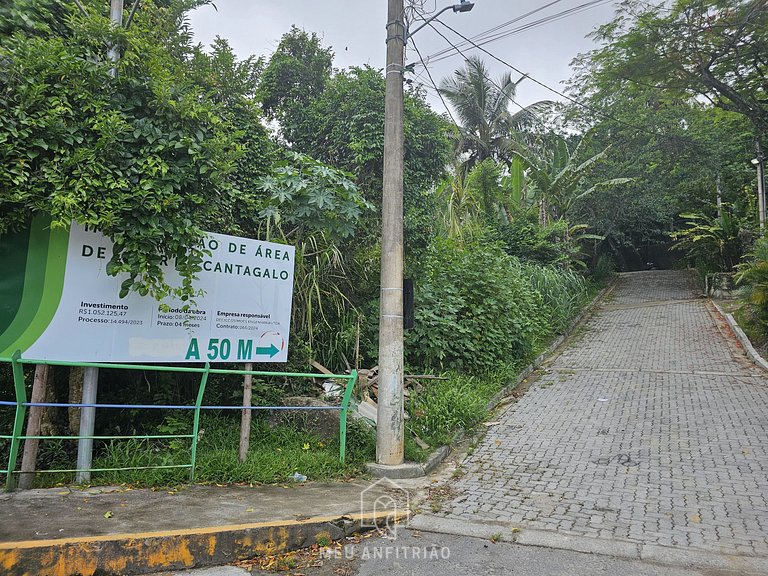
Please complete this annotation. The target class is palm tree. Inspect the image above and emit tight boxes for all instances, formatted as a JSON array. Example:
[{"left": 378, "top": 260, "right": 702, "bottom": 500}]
[{"left": 438, "top": 56, "right": 549, "bottom": 170}]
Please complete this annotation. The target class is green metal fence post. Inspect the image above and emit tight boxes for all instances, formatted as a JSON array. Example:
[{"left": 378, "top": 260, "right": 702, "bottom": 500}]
[
  {"left": 338, "top": 370, "right": 357, "bottom": 463},
  {"left": 189, "top": 362, "right": 210, "bottom": 482},
  {"left": 6, "top": 351, "right": 28, "bottom": 491}
]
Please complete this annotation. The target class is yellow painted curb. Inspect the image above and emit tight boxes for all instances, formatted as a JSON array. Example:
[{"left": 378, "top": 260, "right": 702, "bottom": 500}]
[{"left": 0, "top": 509, "right": 410, "bottom": 576}]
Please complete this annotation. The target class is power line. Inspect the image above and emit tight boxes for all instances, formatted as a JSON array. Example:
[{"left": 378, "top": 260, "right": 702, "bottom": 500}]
[
  {"left": 414, "top": 0, "right": 568, "bottom": 62},
  {"left": 431, "top": 18, "right": 662, "bottom": 137},
  {"left": 410, "top": 38, "right": 459, "bottom": 126},
  {"left": 426, "top": 0, "right": 610, "bottom": 63},
  {"left": 423, "top": 0, "right": 614, "bottom": 64},
  {"left": 424, "top": 20, "right": 549, "bottom": 122}
]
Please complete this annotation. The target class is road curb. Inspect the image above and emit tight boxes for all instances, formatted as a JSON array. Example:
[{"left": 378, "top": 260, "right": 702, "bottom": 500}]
[
  {"left": 409, "top": 514, "right": 768, "bottom": 574},
  {"left": 486, "top": 281, "right": 616, "bottom": 412},
  {"left": 0, "top": 510, "right": 408, "bottom": 576},
  {"left": 710, "top": 301, "right": 768, "bottom": 372}
]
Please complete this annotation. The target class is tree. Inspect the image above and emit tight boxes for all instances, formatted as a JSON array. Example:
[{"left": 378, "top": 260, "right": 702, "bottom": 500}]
[
  {"left": 0, "top": 0, "right": 243, "bottom": 301},
  {"left": 257, "top": 26, "right": 334, "bottom": 141},
  {"left": 438, "top": 56, "right": 550, "bottom": 170},
  {"left": 568, "top": 19, "right": 759, "bottom": 269},
  {"left": 573, "top": 0, "right": 768, "bottom": 141},
  {"left": 260, "top": 59, "right": 450, "bottom": 256},
  {"left": 512, "top": 134, "right": 631, "bottom": 225}
]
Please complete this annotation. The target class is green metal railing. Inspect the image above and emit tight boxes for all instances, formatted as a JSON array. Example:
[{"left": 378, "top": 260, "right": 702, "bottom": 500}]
[{"left": 0, "top": 352, "right": 357, "bottom": 490}]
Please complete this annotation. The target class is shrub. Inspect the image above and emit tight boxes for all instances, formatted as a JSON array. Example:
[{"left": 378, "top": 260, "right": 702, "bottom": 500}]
[
  {"left": 406, "top": 238, "right": 546, "bottom": 373},
  {"left": 590, "top": 254, "right": 617, "bottom": 285},
  {"left": 735, "top": 237, "right": 768, "bottom": 342},
  {"left": 88, "top": 414, "right": 375, "bottom": 486},
  {"left": 498, "top": 218, "right": 579, "bottom": 267},
  {"left": 407, "top": 368, "right": 513, "bottom": 446}
]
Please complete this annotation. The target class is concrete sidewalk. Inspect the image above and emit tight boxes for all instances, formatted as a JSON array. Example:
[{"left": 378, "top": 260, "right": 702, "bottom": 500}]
[{"left": 0, "top": 480, "right": 412, "bottom": 575}]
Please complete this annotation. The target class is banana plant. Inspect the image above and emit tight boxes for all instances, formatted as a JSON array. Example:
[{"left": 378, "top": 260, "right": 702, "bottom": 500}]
[{"left": 511, "top": 134, "right": 631, "bottom": 224}]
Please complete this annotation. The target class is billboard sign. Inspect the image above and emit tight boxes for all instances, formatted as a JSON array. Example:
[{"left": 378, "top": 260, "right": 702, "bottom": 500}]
[{"left": 0, "top": 219, "right": 295, "bottom": 363}]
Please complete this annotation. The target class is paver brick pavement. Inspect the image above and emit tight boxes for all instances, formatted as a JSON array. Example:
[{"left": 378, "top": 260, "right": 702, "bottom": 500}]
[{"left": 438, "top": 270, "right": 768, "bottom": 557}]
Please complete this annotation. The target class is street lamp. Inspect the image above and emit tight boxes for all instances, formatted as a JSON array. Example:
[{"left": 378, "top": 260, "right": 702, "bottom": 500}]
[
  {"left": 376, "top": 0, "right": 474, "bottom": 469},
  {"left": 407, "top": 2, "right": 475, "bottom": 39}
]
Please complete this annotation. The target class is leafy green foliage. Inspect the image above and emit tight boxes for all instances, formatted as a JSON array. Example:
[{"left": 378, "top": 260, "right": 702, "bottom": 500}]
[
  {"left": 671, "top": 208, "right": 748, "bottom": 273},
  {"left": 568, "top": 0, "right": 762, "bottom": 269},
  {"left": 85, "top": 414, "right": 375, "bottom": 486},
  {"left": 406, "top": 238, "right": 546, "bottom": 372},
  {"left": 512, "top": 133, "right": 631, "bottom": 223},
  {"left": 575, "top": 0, "right": 768, "bottom": 139},
  {"left": 590, "top": 254, "right": 617, "bottom": 285},
  {"left": 0, "top": 0, "right": 69, "bottom": 40},
  {"left": 499, "top": 216, "right": 597, "bottom": 269},
  {"left": 0, "top": 1, "right": 243, "bottom": 301},
  {"left": 255, "top": 152, "right": 372, "bottom": 240},
  {"left": 258, "top": 26, "right": 333, "bottom": 127},
  {"left": 407, "top": 368, "right": 514, "bottom": 447},
  {"left": 735, "top": 238, "right": 768, "bottom": 342},
  {"left": 522, "top": 263, "right": 593, "bottom": 332},
  {"left": 438, "top": 55, "right": 551, "bottom": 170},
  {"left": 259, "top": 52, "right": 450, "bottom": 244}
]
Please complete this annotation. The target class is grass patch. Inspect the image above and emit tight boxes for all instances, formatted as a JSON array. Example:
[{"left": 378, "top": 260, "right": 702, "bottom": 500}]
[
  {"left": 406, "top": 366, "right": 515, "bottom": 449},
  {"left": 26, "top": 414, "right": 376, "bottom": 488},
  {"left": 733, "top": 306, "right": 768, "bottom": 358}
]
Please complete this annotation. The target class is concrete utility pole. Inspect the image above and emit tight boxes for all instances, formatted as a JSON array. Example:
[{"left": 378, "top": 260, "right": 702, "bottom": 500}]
[
  {"left": 239, "top": 363, "right": 254, "bottom": 462},
  {"left": 376, "top": 1, "right": 474, "bottom": 466},
  {"left": 377, "top": 0, "right": 407, "bottom": 466},
  {"left": 76, "top": 0, "right": 124, "bottom": 484},
  {"left": 754, "top": 140, "right": 766, "bottom": 230},
  {"left": 108, "top": 0, "right": 124, "bottom": 75},
  {"left": 75, "top": 367, "right": 99, "bottom": 483}
]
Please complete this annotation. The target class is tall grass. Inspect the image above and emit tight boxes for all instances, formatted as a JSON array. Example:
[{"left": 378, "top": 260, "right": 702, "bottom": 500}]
[
  {"left": 407, "top": 367, "right": 515, "bottom": 448},
  {"left": 522, "top": 262, "right": 593, "bottom": 333}
]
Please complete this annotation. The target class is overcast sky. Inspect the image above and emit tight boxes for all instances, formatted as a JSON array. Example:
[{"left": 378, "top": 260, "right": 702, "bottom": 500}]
[{"left": 189, "top": 0, "right": 620, "bottom": 114}]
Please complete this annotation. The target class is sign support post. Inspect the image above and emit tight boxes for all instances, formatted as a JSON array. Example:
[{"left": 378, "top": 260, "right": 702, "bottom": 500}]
[{"left": 75, "top": 367, "right": 98, "bottom": 483}]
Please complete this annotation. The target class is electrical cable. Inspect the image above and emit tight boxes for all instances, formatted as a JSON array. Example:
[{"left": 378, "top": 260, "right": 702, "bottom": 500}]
[
  {"left": 423, "top": 0, "right": 614, "bottom": 64},
  {"left": 424, "top": 19, "right": 553, "bottom": 123},
  {"left": 410, "top": 38, "right": 460, "bottom": 126},
  {"left": 415, "top": 0, "right": 568, "bottom": 62},
  {"left": 430, "top": 18, "right": 663, "bottom": 136}
]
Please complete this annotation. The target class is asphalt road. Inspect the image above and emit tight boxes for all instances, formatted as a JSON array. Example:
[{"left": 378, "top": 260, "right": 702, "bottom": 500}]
[{"left": 160, "top": 528, "right": 756, "bottom": 576}]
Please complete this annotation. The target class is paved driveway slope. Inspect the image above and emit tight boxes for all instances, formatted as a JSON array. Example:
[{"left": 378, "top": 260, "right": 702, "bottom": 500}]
[{"left": 436, "top": 270, "right": 768, "bottom": 558}]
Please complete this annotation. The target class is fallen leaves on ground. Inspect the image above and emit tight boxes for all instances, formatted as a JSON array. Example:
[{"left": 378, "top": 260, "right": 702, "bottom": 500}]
[{"left": 234, "top": 530, "right": 381, "bottom": 574}]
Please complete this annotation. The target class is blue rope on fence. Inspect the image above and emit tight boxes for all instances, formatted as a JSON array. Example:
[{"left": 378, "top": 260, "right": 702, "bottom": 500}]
[{"left": 4, "top": 401, "right": 343, "bottom": 411}]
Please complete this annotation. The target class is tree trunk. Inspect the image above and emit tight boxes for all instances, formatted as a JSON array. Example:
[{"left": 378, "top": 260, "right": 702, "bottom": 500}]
[
  {"left": 68, "top": 365, "right": 84, "bottom": 435},
  {"left": 18, "top": 364, "right": 50, "bottom": 489},
  {"left": 39, "top": 368, "right": 59, "bottom": 437}
]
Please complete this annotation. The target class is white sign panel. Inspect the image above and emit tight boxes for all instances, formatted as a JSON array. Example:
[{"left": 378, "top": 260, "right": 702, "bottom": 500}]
[{"left": 24, "top": 223, "right": 295, "bottom": 363}]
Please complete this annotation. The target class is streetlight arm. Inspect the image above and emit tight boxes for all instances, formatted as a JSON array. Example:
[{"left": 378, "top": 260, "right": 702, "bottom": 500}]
[{"left": 406, "top": 2, "right": 474, "bottom": 42}]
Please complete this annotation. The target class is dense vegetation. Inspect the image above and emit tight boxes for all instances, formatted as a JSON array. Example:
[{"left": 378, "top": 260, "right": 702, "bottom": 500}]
[{"left": 1, "top": 0, "right": 766, "bottom": 485}]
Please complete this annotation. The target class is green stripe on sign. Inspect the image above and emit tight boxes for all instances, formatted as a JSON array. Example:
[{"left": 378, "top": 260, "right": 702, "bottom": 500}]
[
  {"left": 0, "top": 226, "right": 31, "bottom": 335},
  {"left": 0, "top": 217, "right": 53, "bottom": 355},
  {"left": 8, "top": 222, "right": 70, "bottom": 356}
]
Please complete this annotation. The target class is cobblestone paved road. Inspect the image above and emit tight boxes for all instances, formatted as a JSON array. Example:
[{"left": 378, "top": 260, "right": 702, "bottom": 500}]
[{"left": 438, "top": 270, "right": 768, "bottom": 558}]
